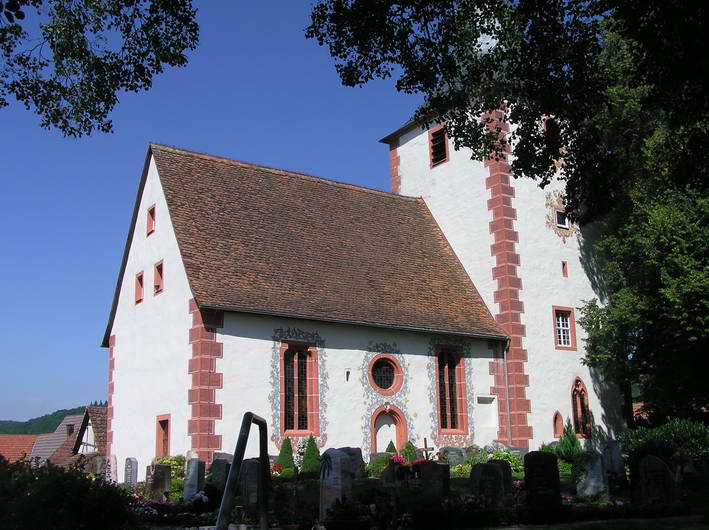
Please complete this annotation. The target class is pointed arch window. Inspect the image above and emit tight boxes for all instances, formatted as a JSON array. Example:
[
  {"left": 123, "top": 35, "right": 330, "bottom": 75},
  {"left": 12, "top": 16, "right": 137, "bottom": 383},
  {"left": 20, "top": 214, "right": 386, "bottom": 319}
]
[
  {"left": 553, "top": 411, "right": 563, "bottom": 438},
  {"left": 435, "top": 347, "right": 468, "bottom": 434},
  {"left": 572, "top": 378, "right": 591, "bottom": 438},
  {"left": 279, "top": 342, "right": 320, "bottom": 436}
]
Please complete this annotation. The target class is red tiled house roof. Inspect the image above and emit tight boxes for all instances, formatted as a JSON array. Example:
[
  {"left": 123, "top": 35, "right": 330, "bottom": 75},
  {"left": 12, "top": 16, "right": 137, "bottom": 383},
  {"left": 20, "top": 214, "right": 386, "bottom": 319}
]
[
  {"left": 49, "top": 406, "right": 108, "bottom": 467},
  {"left": 103, "top": 144, "right": 506, "bottom": 346},
  {"left": 0, "top": 434, "right": 38, "bottom": 463}
]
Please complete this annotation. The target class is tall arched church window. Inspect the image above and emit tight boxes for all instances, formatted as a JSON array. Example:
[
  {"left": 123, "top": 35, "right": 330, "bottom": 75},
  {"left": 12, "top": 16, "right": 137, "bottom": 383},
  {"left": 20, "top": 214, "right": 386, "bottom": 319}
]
[
  {"left": 553, "top": 411, "right": 563, "bottom": 438},
  {"left": 571, "top": 378, "right": 591, "bottom": 438},
  {"left": 435, "top": 348, "right": 468, "bottom": 434},
  {"left": 280, "top": 343, "right": 320, "bottom": 435}
]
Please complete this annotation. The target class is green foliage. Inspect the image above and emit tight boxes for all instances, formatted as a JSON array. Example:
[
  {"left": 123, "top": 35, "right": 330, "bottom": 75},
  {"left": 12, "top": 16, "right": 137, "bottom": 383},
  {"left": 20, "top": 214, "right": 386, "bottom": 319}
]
[
  {"left": 540, "top": 443, "right": 573, "bottom": 474},
  {"left": 0, "top": 0, "right": 199, "bottom": 136},
  {"left": 366, "top": 454, "right": 390, "bottom": 478},
  {"left": 168, "top": 478, "right": 184, "bottom": 504},
  {"left": 619, "top": 418, "right": 709, "bottom": 470},
  {"left": 556, "top": 419, "right": 584, "bottom": 463},
  {"left": 0, "top": 455, "right": 134, "bottom": 529},
  {"left": 490, "top": 449, "right": 523, "bottom": 473},
  {"left": 385, "top": 440, "right": 397, "bottom": 454},
  {"left": 154, "top": 455, "right": 185, "bottom": 480},
  {"left": 401, "top": 440, "right": 417, "bottom": 464},
  {"left": 276, "top": 438, "right": 295, "bottom": 471},
  {"left": 300, "top": 435, "right": 321, "bottom": 477},
  {"left": 464, "top": 445, "right": 488, "bottom": 466},
  {"left": 0, "top": 406, "right": 85, "bottom": 434}
]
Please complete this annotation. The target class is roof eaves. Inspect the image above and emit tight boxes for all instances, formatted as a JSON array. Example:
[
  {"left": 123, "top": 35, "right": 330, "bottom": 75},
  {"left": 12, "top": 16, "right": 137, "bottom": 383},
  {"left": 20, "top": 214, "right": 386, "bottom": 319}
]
[{"left": 198, "top": 303, "right": 508, "bottom": 342}]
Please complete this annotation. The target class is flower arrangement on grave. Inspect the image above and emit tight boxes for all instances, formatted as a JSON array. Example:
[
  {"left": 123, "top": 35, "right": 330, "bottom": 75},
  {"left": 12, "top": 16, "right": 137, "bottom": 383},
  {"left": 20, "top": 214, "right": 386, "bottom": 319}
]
[{"left": 270, "top": 463, "right": 284, "bottom": 477}]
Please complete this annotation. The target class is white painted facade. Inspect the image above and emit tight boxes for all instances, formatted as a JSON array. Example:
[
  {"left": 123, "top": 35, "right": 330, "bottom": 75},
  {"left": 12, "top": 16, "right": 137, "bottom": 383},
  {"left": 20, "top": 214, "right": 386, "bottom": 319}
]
[{"left": 392, "top": 124, "right": 623, "bottom": 449}]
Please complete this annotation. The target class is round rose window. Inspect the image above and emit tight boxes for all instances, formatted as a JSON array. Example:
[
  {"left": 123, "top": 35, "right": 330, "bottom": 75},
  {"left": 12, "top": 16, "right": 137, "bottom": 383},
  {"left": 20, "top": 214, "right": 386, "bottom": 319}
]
[{"left": 371, "top": 358, "right": 395, "bottom": 390}]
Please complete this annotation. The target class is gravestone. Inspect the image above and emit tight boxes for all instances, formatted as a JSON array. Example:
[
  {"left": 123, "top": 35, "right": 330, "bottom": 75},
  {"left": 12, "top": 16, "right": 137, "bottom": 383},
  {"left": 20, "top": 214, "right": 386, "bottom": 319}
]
[
  {"left": 418, "top": 461, "right": 450, "bottom": 504},
  {"left": 469, "top": 463, "right": 504, "bottom": 506},
  {"left": 440, "top": 447, "right": 465, "bottom": 467},
  {"left": 208, "top": 458, "right": 231, "bottom": 493},
  {"left": 148, "top": 464, "right": 172, "bottom": 501},
  {"left": 488, "top": 459, "right": 513, "bottom": 495},
  {"left": 186, "top": 450, "right": 199, "bottom": 461},
  {"left": 213, "top": 452, "right": 234, "bottom": 463},
  {"left": 639, "top": 455, "right": 674, "bottom": 503},
  {"left": 524, "top": 451, "right": 561, "bottom": 516},
  {"left": 239, "top": 458, "right": 262, "bottom": 507},
  {"left": 320, "top": 449, "right": 354, "bottom": 521},
  {"left": 337, "top": 447, "right": 366, "bottom": 478},
  {"left": 107, "top": 454, "right": 118, "bottom": 482},
  {"left": 464, "top": 445, "right": 484, "bottom": 461},
  {"left": 183, "top": 458, "right": 205, "bottom": 503},
  {"left": 577, "top": 454, "right": 606, "bottom": 497},
  {"left": 602, "top": 440, "right": 626, "bottom": 492},
  {"left": 124, "top": 457, "right": 138, "bottom": 488}
]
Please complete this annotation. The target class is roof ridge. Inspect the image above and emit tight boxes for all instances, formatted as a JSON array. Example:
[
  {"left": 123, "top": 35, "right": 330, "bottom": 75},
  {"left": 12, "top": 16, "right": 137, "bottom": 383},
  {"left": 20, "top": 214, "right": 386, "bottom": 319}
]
[{"left": 149, "top": 143, "right": 422, "bottom": 201}]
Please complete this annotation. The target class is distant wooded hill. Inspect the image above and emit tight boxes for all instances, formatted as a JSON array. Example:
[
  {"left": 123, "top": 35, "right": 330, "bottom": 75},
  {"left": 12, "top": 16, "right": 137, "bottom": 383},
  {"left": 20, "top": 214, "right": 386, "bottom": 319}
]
[{"left": 0, "top": 401, "right": 106, "bottom": 434}]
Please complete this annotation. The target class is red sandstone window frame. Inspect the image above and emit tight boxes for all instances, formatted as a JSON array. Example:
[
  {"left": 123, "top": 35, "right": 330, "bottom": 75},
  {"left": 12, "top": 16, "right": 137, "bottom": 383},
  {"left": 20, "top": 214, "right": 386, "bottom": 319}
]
[
  {"left": 147, "top": 204, "right": 156, "bottom": 236},
  {"left": 154, "top": 260, "right": 164, "bottom": 295},
  {"left": 155, "top": 414, "right": 171, "bottom": 457},
  {"left": 428, "top": 124, "right": 449, "bottom": 168},
  {"left": 135, "top": 272, "right": 144, "bottom": 304},
  {"left": 571, "top": 378, "right": 592, "bottom": 438},
  {"left": 552, "top": 306, "right": 577, "bottom": 350},
  {"left": 553, "top": 410, "right": 563, "bottom": 438},
  {"left": 434, "top": 346, "right": 469, "bottom": 435},
  {"left": 279, "top": 342, "right": 320, "bottom": 437},
  {"left": 561, "top": 261, "right": 568, "bottom": 278},
  {"left": 367, "top": 353, "right": 404, "bottom": 396}
]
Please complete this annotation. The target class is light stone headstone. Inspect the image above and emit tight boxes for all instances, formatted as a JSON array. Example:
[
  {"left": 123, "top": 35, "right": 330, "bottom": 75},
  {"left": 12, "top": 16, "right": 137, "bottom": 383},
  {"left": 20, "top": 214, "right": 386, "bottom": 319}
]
[
  {"left": 488, "top": 459, "right": 513, "bottom": 495},
  {"left": 469, "top": 463, "right": 504, "bottom": 506},
  {"left": 440, "top": 447, "right": 465, "bottom": 467},
  {"left": 107, "top": 454, "right": 117, "bottom": 482},
  {"left": 208, "top": 458, "right": 231, "bottom": 493},
  {"left": 183, "top": 458, "right": 205, "bottom": 503},
  {"left": 524, "top": 451, "right": 561, "bottom": 514},
  {"left": 577, "top": 454, "right": 606, "bottom": 497},
  {"left": 239, "top": 458, "right": 261, "bottom": 507},
  {"left": 418, "top": 461, "right": 450, "bottom": 504},
  {"left": 337, "top": 447, "right": 366, "bottom": 478},
  {"left": 124, "top": 457, "right": 138, "bottom": 488},
  {"left": 213, "top": 452, "right": 234, "bottom": 463},
  {"left": 319, "top": 449, "right": 353, "bottom": 521},
  {"left": 149, "top": 464, "right": 172, "bottom": 501},
  {"left": 639, "top": 455, "right": 674, "bottom": 503},
  {"left": 602, "top": 441, "right": 624, "bottom": 476}
]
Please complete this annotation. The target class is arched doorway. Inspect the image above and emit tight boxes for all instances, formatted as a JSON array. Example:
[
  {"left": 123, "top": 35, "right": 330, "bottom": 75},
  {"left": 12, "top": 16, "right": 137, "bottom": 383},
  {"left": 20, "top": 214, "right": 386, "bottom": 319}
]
[{"left": 370, "top": 404, "right": 408, "bottom": 453}]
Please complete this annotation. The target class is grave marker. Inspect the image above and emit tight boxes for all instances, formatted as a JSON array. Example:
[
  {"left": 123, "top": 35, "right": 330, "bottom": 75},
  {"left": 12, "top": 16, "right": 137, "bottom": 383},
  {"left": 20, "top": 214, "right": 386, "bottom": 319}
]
[
  {"left": 148, "top": 464, "right": 172, "bottom": 501},
  {"left": 320, "top": 449, "right": 354, "bottom": 521},
  {"left": 524, "top": 451, "right": 561, "bottom": 517},
  {"left": 470, "top": 463, "right": 504, "bottom": 506},
  {"left": 183, "top": 458, "right": 205, "bottom": 503},
  {"left": 488, "top": 459, "right": 513, "bottom": 495},
  {"left": 124, "top": 457, "right": 138, "bottom": 488},
  {"left": 639, "top": 455, "right": 674, "bottom": 503},
  {"left": 440, "top": 446, "right": 465, "bottom": 467},
  {"left": 239, "top": 458, "right": 262, "bottom": 507},
  {"left": 418, "top": 461, "right": 450, "bottom": 504}
]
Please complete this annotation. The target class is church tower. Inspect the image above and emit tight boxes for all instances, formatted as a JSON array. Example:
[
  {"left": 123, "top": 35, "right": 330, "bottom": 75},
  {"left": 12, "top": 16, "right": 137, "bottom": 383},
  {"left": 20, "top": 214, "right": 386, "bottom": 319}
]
[{"left": 380, "top": 112, "right": 622, "bottom": 448}]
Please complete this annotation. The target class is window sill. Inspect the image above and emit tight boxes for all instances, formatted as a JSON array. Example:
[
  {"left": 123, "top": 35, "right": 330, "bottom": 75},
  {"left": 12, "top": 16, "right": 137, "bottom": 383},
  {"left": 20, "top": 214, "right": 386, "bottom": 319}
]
[
  {"left": 437, "top": 428, "right": 469, "bottom": 436},
  {"left": 554, "top": 344, "right": 577, "bottom": 351},
  {"left": 282, "top": 429, "right": 316, "bottom": 437}
]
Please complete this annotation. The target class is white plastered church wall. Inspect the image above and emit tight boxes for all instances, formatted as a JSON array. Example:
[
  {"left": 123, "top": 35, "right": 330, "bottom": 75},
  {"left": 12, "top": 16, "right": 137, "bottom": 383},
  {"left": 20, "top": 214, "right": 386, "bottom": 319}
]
[
  {"left": 109, "top": 155, "right": 193, "bottom": 481},
  {"left": 216, "top": 313, "right": 499, "bottom": 460}
]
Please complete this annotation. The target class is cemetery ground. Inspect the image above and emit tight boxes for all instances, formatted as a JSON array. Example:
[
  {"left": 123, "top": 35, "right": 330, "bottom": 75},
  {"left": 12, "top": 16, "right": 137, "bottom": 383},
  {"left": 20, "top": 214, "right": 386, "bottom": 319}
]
[{"left": 0, "top": 419, "right": 707, "bottom": 529}]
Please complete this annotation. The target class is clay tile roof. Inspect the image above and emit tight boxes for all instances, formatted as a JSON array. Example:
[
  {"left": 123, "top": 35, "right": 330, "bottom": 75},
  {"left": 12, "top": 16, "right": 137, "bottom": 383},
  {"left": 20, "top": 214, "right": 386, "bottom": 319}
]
[
  {"left": 103, "top": 144, "right": 506, "bottom": 345},
  {"left": 85, "top": 406, "right": 107, "bottom": 456},
  {"left": 0, "top": 434, "right": 38, "bottom": 463}
]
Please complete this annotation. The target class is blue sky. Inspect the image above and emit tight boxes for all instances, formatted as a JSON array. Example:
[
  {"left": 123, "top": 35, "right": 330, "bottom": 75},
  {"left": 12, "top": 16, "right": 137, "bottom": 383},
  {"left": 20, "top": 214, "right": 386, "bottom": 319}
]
[{"left": 0, "top": 2, "right": 420, "bottom": 421}]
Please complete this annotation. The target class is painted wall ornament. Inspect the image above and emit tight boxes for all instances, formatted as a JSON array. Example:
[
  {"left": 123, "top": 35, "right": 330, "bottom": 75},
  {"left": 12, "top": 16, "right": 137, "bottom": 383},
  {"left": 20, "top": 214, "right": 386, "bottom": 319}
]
[
  {"left": 426, "top": 336, "right": 476, "bottom": 447},
  {"left": 545, "top": 190, "right": 579, "bottom": 243},
  {"left": 268, "top": 327, "right": 328, "bottom": 449},
  {"left": 360, "top": 341, "right": 413, "bottom": 458}
]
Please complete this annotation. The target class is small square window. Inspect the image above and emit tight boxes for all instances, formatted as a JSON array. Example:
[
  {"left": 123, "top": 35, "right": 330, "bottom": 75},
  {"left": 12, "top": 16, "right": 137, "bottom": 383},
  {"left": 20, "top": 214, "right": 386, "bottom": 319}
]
[
  {"left": 561, "top": 261, "right": 568, "bottom": 278},
  {"left": 66, "top": 424, "right": 74, "bottom": 437},
  {"left": 154, "top": 261, "right": 163, "bottom": 294},
  {"left": 429, "top": 127, "right": 448, "bottom": 167},
  {"left": 147, "top": 205, "right": 156, "bottom": 236},
  {"left": 135, "top": 272, "right": 144, "bottom": 304},
  {"left": 555, "top": 210, "right": 569, "bottom": 228}
]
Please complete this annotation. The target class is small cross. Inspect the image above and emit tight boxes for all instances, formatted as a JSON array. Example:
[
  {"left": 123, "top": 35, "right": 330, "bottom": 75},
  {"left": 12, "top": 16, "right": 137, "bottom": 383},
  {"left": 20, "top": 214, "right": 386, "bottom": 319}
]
[{"left": 421, "top": 437, "right": 435, "bottom": 460}]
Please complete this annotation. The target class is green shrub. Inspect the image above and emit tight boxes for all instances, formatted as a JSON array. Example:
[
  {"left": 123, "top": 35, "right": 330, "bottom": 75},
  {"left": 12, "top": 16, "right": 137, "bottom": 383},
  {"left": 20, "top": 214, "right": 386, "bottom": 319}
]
[
  {"left": 300, "top": 436, "right": 320, "bottom": 478},
  {"left": 0, "top": 456, "right": 134, "bottom": 529},
  {"left": 385, "top": 440, "right": 397, "bottom": 454},
  {"left": 154, "top": 455, "right": 186, "bottom": 480},
  {"left": 556, "top": 419, "right": 584, "bottom": 463},
  {"left": 490, "top": 448, "right": 523, "bottom": 473},
  {"left": 366, "top": 454, "right": 391, "bottom": 477},
  {"left": 168, "top": 478, "right": 184, "bottom": 503},
  {"left": 539, "top": 443, "right": 572, "bottom": 474},
  {"left": 276, "top": 438, "right": 295, "bottom": 471},
  {"left": 620, "top": 418, "right": 709, "bottom": 470},
  {"left": 402, "top": 440, "right": 417, "bottom": 464}
]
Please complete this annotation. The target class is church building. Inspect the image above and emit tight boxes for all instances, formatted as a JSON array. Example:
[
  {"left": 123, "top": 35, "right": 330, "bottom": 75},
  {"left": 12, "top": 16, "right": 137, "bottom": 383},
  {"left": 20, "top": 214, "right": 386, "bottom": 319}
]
[{"left": 102, "top": 116, "right": 621, "bottom": 481}]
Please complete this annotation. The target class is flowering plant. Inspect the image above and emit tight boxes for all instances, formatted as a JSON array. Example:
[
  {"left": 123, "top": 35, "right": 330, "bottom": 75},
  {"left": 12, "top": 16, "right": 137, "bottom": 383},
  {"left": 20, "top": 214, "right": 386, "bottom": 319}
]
[
  {"left": 270, "top": 463, "right": 283, "bottom": 476},
  {"left": 390, "top": 455, "right": 407, "bottom": 465}
]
